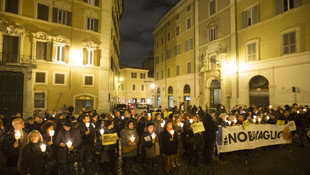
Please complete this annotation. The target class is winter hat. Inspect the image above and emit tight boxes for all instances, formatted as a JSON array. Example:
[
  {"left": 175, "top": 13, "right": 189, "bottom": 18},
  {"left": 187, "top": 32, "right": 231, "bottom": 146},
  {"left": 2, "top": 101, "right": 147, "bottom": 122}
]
[{"left": 146, "top": 121, "right": 154, "bottom": 128}]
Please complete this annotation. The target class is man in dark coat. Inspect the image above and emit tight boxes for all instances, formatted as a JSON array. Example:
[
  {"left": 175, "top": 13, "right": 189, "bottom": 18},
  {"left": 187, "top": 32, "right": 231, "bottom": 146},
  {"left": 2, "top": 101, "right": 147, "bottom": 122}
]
[
  {"left": 294, "top": 107, "right": 310, "bottom": 146},
  {"left": 201, "top": 110, "right": 216, "bottom": 165}
]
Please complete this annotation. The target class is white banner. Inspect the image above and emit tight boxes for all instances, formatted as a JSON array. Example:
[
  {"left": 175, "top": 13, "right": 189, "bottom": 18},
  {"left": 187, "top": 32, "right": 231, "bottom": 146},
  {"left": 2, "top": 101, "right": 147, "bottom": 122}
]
[{"left": 216, "top": 124, "right": 292, "bottom": 153}]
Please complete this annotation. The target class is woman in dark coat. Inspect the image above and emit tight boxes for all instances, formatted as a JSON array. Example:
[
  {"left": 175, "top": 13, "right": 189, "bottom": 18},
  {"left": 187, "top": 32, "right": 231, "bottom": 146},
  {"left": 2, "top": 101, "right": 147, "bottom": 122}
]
[
  {"left": 55, "top": 117, "right": 81, "bottom": 175},
  {"left": 17, "top": 130, "right": 50, "bottom": 175},
  {"left": 161, "top": 120, "right": 178, "bottom": 175}
]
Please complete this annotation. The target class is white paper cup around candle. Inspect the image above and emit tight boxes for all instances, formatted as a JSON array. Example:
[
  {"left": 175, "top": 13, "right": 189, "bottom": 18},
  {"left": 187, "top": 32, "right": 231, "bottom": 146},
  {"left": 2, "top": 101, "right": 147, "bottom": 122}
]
[
  {"left": 170, "top": 130, "right": 175, "bottom": 136},
  {"left": 49, "top": 130, "right": 55, "bottom": 137},
  {"left": 161, "top": 122, "right": 165, "bottom": 128},
  {"left": 130, "top": 135, "right": 135, "bottom": 142},
  {"left": 228, "top": 121, "right": 232, "bottom": 126},
  {"left": 253, "top": 119, "right": 256, "bottom": 123},
  {"left": 266, "top": 116, "right": 270, "bottom": 120},
  {"left": 269, "top": 105, "right": 272, "bottom": 108},
  {"left": 121, "top": 116, "right": 125, "bottom": 120},
  {"left": 258, "top": 118, "right": 262, "bottom": 123},
  {"left": 40, "top": 144, "right": 46, "bottom": 152},
  {"left": 253, "top": 115, "right": 257, "bottom": 119},
  {"left": 86, "top": 123, "right": 90, "bottom": 128},
  {"left": 92, "top": 123, "right": 95, "bottom": 128},
  {"left": 100, "top": 129, "right": 104, "bottom": 135},
  {"left": 151, "top": 133, "right": 156, "bottom": 140},
  {"left": 15, "top": 131, "right": 21, "bottom": 140},
  {"left": 189, "top": 119, "right": 193, "bottom": 124},
  {"left": 66, "top": 140, "right": 72, "bottom": 148},
  {"left": 112, "top": 115, "right": 115, "bottom": 119},
  {"left": 234, "top": 119, "right": 237, "bottom": 124},
  {"left": 180, "top": 123, "right": 184, "bottom": 128}
]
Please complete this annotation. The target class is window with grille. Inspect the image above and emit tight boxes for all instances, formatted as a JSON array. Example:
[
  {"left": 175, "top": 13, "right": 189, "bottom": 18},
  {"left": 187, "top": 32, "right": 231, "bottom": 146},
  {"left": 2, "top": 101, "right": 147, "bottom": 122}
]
[
  {"left": 35, "top": 72, "right": 46, "bottom": 83},
  {"left": 55, "top": 73, "right": 65, "bottom": 84},
  {"left": 84, "top": 76, "right": 93, "bottom": 86},
  {"left": 37, "top": 4, "right": 49, "bottom": 21},
  {"left": 210, "top": 0, "right": 216, "bottom": 16},
  {"left": 246, "top": 42, "right": 258, "bottom": 61},
  {"left": 187, "top": 62, "right": 191, "bottom": 74},
  {"left": 176, "top": 65, "right": 180, "bottom": 76},
  {"left": 56, "top": 45, "right": 65, "bottom": 62},
  {"left": 34, "top": 92, "right": 45, "bottom": 108},
  {"left": 282, "top": 31, "right": 296, "bottom": 55}
]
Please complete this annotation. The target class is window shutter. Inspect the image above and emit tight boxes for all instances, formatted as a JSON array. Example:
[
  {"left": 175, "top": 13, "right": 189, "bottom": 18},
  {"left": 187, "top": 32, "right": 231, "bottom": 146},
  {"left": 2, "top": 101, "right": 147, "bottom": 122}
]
[
  {"left": 52, "top": 44, "right": 56, "bottom": 61},
  {"left": 46, "top": 42, "right": 52, "bottom": 61},
  {"left": 94, "top": 50, "right": 98, "bottom": 66},
  {"left": 64, "top": 45, "right": 70, "bottom": 63},
  {"left": 95, "top": 0, "right": 99, "bottom": 7},
  {"left": 52, "top": 8, "right": 58, "bottom": 22},
  {"left": 253, "top": 5, "right": 259, "bottom": 24},
  {"left": 94, "top": 19, "right": 99, "bottom": 32},
  {"left": 84, "top": 0, "right": 87, "bottom": 3},
  {"left": 36, "top": 42, "right": 41, "bottom": 60},
  {"left": 206, "top": 28, "right": 210, "bottom": 42},
  {"left": 276, "top": 0, "right": 283, "bottom": 15},
  {"left": 294, "top": 0, "right": 301, "bottom": 8},
  {"left": 67, "top": 12, "right": 72, "bottom": 26},
  {"left": 83, "top": 48, "right": 87, "bottom": 65},
  {"left": 242, "top": 11, "right": 247, "bottom": 28}
]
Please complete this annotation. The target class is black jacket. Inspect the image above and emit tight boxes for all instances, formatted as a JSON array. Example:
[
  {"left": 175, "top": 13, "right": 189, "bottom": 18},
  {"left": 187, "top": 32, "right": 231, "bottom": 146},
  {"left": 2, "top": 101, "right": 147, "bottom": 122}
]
[
  {"left": 161, "top": 128, "right": 178, "bottom": 155},
  {"left": 201, "top": 113, "right": 216, "bottom": 142},
  {"left": 141, "top": 131, "right": 160, "bottom": 159},
  {"left": 78, "top": 123, "right": 95, "bottom": 146}
]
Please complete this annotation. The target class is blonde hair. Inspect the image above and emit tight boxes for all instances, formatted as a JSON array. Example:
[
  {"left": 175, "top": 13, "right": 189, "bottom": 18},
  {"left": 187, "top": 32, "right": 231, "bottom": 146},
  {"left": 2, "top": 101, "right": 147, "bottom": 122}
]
[{"left": 28, "top": 130, "right": 43, "bottom": 143}]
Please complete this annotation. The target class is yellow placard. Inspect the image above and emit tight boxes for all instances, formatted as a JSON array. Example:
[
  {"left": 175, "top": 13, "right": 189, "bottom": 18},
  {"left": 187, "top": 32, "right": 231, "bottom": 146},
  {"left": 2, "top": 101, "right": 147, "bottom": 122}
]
[
  {"left": 242, "top": 120, "right": 251, "bottom": 130},
  {"left": 102, "top": 133, "right": 118, "bottom": 145},
  {"left": 192, "top": 122, "right": 205, "bottom": 134},
  {"left": 276, "top": 120, "right": 285, "bottom": 126},
  {"left": 164, "top": 112, "right": 172, "bottom": 119}
]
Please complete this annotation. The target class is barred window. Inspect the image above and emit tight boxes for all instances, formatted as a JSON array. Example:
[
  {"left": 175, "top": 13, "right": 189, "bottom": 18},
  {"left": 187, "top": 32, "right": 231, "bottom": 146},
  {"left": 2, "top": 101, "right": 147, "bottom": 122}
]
[
  {"left": 84, "top": 76, "right": 93, "bottom": 86},
  {"left": 35, "top": 72, "right": 46, "bottom": 83},
  {"left": 34, "top": 92, "right": 45, "bottom": 108}
]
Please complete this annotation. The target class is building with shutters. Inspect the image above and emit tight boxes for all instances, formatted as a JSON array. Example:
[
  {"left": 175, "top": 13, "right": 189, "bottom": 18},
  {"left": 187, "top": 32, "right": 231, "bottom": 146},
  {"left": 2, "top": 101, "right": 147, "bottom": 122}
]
[
  {"left": 154, "top": 0, "right": 310, "bottom": 111},
  {"left": 117, "top": 65, "right": 155, "bottom": 106},
  {"left": 0, "top": 0, "right": 123, "bottom": 117}
]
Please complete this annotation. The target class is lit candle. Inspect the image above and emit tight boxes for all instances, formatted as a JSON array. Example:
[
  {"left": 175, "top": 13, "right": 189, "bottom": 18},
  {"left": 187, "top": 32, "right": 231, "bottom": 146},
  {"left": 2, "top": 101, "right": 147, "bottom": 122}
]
[
  {"left": 253, "top": 119, "right": 257, "bottom": 123},
  {"left": 234, "top": 118, "right": 237, "bottom": 124},
  {"left": 92, "top": 123, "right": 95, "bottom": 128},
  {"left": 151, "top": 133, "right": 156, "bottom": 140},
  {"left": 161, "top": 122, "right": 165, "bottom": 128},
  {"left": 100, "top": 129, "right": 104, "bottom": 135},
  {"left": 258, "top": 118, "right": 262, "bottom": 123},
  {"left": 15, "top": 130, "right": 21, "bottom": 140},
  {"left": 66, "top": 140, "right": 72, "bottom": 148},
  {"left": 40, "top": 144, "right": 46, "bottom": 152},
  {"left": 130, "top": 135, "right": 135, "bottom": 142},
  {"left": 112, "top": 115, "right": 115, "bottom": 119},
  {"left": 49, "top": 130, "right": 55, "bottom": 142},
  {"left": 180, "top": 123, "right": 184, "bottom": 128},
  {"left": 170, "top": 130, "right": 175, "bottom": 136},
  {"left": 303, "top": 109, "right": 306, "bottom": 112},
  {"left": 228, "top": 121, "right": 232, "bottom": 126},
  {"left": 85, "top": 123, "right": 90, "bottom": 130},
  {"left": 253, "top": 115, "right": 257, "bottom": 119},
  {"left": 189, "top": 119, "right": 193, "bottom": 124},
  {"left": 121, "top": 116, "right": 125, "bottom": 120},
  {"left": 269, "top": 105, "right": 272, "bottom": 109},
  {"left": 266, "top": 116, "right": 270, "bottom": 120}
]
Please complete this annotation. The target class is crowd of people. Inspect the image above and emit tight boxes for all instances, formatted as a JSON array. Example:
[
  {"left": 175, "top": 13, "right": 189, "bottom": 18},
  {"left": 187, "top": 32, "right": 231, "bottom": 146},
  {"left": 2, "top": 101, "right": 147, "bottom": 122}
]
[{"left": 0, "top": 103, "right": 309, "bottom": 175}]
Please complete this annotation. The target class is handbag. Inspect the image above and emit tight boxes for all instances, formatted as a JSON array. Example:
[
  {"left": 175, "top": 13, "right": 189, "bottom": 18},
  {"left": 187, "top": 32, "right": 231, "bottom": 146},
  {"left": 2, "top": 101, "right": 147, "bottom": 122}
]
[
  {"left": 67, "top": 149, "right": 81, "bottom": 163},
  {"left": 122, "top": 145, "right": 137, "bottom": 154}
]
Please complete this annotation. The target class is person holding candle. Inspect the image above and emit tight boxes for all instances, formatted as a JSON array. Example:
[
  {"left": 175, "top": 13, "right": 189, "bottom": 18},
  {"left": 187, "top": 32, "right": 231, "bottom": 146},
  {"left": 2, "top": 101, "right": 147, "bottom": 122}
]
[
  {"left": 120, "top": 119, "right": 139, "bottom": 175},
  {"left": 0, "top": 118, "right": 28, "bottom": 175},
  {"left": 187, "top": 116, "right": 203, "bottom": 166},
  {"left": 153, "top": 113, "right": 163, "bottom": 134},
  {"left": 161, "top": 119, "right": 178, "bottom": 175},
  {"left": 78, "top": 114, "right": 95, "bottom": 175},
  {"left": 55, "top": 117, "right": 81, "bottom": 175},
  {"left": 141, "top": 122, "right": 161, "bottom": 175},
  {"left": 18, "top": 130, "right": 50, "bottom": 175}
]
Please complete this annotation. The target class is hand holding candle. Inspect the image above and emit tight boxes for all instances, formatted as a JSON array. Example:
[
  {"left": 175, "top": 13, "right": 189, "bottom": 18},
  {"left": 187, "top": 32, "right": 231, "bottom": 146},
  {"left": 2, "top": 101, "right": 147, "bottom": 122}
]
[
  {"left": 66, "top": 140, "right": 72, "bottom": 148},
  {"left": 170, "top": 130, "right": 175, "bottom": 136},
  {"left": 189, "top": 119, "right": 193, "bottom": 124},
  {"left": 161, "top": 122, "right": 165, "bottom": 128},
  {"left": 266, "top": 116, "right": 270, "bottom": 120},
  {"left": 151, "top": 133, "right": 156, "bottom": 140},
  {"left": 100, "top": 129, "right": 104, "bottom": 135},
  {"left": 85, "top": 123, "right": 90, "bottom": 130},
  {"left": 228, "top": 121, "right": 232, "bottom": 126},
  {"left": 253, "top": 119, "right": 257, "bottom": 123},
  {"left": 258, "top": 118, "right": 262, "bottom": 123},
  {"left": 49, "top": 130, "right": 55, "bottom": 142},
  {"left": 40, "top": 144, "right": 46, "bottom": 152},
  {"left": 15, "top": 131, "right": 21, "bottom": 140},
  {"left": 180, "top": 123, "right": 184, "bottom": 128},
  {"left": 130, "top": 135, "right": 135, "bottom": 142}
]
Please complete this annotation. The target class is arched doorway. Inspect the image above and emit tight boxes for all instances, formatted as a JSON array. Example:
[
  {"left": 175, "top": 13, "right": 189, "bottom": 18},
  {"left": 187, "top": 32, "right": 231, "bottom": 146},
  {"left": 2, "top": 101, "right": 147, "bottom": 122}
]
[
  {"left": 157, "top": 87, "right": 161, "bottom": 108},
  {"left": 74, "top": 95, "right": 94, "bottom": 114},
  {"left": 168, "top": 86, "right": 173, "bottom": 108},
  {"left": 210, "top": 80, "right": 221, "bottom": 108},
  {"left": 184, "top": 84, "right": 191, "bottom": 110},
  {"left": 249, "top": 75, "right": 269, "bottom": 107}
]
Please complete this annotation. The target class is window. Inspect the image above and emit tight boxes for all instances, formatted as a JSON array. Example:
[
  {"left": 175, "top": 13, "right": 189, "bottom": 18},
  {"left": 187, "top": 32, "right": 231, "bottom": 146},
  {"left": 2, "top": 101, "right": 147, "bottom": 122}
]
[
  {"left": 174, "top": 44, "right": 180, "bottom": 56},
  {"left": 56, "top": 45, "right": 65, "bottom": 62},
  {"left": 208, "top": 26, "right": 216, "bottom": 42},
  {"left": 176, "top": 65, "right": 180, "bottom": 76},
  {"left": 37, "top": 4, "right": 49, "bottom": 21},
  {"left": 167, "top": 21, "right": 170, "bottom": 27},
  {"left": 156, "top": 41, "right": 159, "bottom": 48},
  {"left": 187, "top": 62, "right": 191, "bottom": 74},
  {"left": 282, "top": 31, "right": 296, "bottom": 55},
  {"left": 140, "top": 73, "right": 146, "bottom": 79},
  {"left": 84, "top": 75, "right": 94, "bottom": 86},
  {"left": 131, "top": 72, "right": 137, "bottom": 78},
  {"left": 242, "top": 5, "right": 259, "bottom": 28},
  {"left": 165, "top": 50, "right": 171, "bottom": 59},
  {"left": 209, "top": 55, "right": 217, "bottom": 70},
  {"left": 186, "top": 18, "right": 191, "bottom": 30},
  {"left": 121, "top": 85, "right": 124, "bottom": 90},
  {"left": 167, "top": 68, "right": 170, "bottom": 77},
  {"left": 161, "top": 37, "right": 164, "bottom": 45},
  {"left": 5, "top": 0, "right": 18, "bottom": 14},
  {"left": 156, "top": 72, "right": 159, "bottom": 80},
  {"left": 155, "top": 56, "right": 159, "bottom": 64},
  {"left": 86, "top": 50, "right": 94, "bottom": 65},
  {"left": 185, "top": 38, "right": 193, "bottom": 51},
  {"left": 210, "top": 0, "right": 216, "bottom": 16},
  {"left": 186, "top": 5, "right": 191, "bottom": 12},
  {"left": 34, "top": 92, "right": 45, "bottom": 109},
  {"left": 87, "top": 17, "right": 99, "bottom": 32},
  {"left": 2, "top": 35, "right": 19, "bottom": 63},
  {"left": 176, "top": 25, "right": 180, "bottom": 36},
  {"left": 246, "top": 42, "right": 258, "bottom": 61},
  {"left": 175, "top": 14, "right": 179, "bottom": 20},
  {"left": 167, "top": 32, "right": 171, "bottom": 41},
  {"left": 161, "top": 53, "right": 164, "bottom": 62},
  {"left": 58, "top": 10, "right": 67, "bottom": 25},
  {"left": 35, "top": 72, "right": 46, "bottom": 84},
  {"left": 132, "top": 84, "right": 136, "bottom": 91},
  {"left": 53, "top": 8, "right": 71, "bottom": 26},
  {"left": 161, "top": 70, "right": 163, "bottom": 79},
  {"left": 36, "top": 42, "right": 47, "bottom": 60},
  {"left": 141, "top": 85, "right": 144, "bottom": 91},
  {"left": 54, "top": 73, "right": 65, "bottom": 85},
  {"left": 86, "top": 0, "right": 99, "bottom": 6},
  {"left": 276, "top": 0, "right": 300, "bottom": 14}
]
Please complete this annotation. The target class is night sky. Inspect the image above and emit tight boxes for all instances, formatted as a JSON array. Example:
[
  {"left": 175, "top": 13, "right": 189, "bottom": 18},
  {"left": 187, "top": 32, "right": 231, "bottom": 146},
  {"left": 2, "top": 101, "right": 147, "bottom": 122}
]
[{"left": 119, "top": 0, "right": 179, "bottom": 67}]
